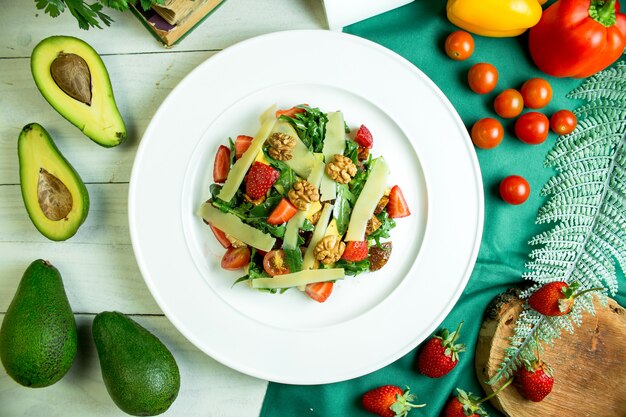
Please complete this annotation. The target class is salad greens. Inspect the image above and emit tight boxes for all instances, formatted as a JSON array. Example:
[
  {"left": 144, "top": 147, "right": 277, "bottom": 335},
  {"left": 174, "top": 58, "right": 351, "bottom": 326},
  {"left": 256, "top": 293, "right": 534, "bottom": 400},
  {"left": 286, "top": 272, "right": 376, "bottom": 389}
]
[{"left": 279, "top": 106, "right": 329, "bottom": 153}]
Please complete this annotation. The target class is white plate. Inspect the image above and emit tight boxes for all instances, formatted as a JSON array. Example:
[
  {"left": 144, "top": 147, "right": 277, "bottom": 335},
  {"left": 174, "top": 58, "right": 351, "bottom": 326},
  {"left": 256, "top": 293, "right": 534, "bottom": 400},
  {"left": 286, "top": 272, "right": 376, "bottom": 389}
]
[{"left": 129, "top": 30, "right": 483, "bottom": 384}]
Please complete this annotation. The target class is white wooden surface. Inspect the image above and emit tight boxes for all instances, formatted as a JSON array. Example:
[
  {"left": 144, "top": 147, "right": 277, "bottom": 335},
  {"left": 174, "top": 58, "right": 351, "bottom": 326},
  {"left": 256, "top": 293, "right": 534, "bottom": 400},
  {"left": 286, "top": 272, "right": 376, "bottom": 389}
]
[{"left": 0, "top": 2, "right": 326, "bottom": 416}]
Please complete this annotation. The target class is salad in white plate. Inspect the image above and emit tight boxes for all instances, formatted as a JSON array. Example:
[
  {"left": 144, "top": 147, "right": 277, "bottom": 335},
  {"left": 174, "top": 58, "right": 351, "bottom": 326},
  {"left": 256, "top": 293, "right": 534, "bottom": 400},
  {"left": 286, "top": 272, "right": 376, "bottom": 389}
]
[{"left": 198, "top": 104, "right": 411, "bottom": 302}]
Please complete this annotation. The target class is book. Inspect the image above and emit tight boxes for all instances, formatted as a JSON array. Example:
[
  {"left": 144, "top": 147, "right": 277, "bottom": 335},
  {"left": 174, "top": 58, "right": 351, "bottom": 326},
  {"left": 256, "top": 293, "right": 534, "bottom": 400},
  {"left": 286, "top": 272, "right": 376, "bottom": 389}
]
[{"left": 130, "top": 0, "right": 226, "bottom": 47}]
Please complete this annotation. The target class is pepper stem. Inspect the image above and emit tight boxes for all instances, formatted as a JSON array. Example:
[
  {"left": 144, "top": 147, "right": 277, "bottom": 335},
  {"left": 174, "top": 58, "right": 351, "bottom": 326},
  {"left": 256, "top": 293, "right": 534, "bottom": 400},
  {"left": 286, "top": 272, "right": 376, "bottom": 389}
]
[{"left": 590, "top": 0, "right": 617, "bottom": 27}]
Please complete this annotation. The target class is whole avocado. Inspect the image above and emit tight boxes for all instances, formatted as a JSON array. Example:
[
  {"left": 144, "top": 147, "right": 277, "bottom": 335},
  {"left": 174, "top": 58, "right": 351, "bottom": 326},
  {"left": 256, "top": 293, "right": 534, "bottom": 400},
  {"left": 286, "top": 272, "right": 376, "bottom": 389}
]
[
  {"left": 92, "top": 311, "right": 180, "bottom": 416},
  {"left": 0, "top": 259, "right": 77, "bottom": 387}
]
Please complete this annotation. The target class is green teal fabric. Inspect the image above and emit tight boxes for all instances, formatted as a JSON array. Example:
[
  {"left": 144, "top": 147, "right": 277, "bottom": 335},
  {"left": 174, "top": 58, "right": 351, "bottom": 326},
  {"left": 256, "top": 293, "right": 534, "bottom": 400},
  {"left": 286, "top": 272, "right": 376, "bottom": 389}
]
[{"left": 261, "top": 1, "right": 626, "bottom": 416}]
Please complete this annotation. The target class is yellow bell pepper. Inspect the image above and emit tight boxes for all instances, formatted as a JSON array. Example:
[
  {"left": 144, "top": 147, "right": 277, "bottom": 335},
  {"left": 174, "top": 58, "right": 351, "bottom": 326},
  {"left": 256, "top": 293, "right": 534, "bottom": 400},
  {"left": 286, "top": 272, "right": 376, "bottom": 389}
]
[{"left": 447, "top": 0, "right": 543, "bottom": 37}]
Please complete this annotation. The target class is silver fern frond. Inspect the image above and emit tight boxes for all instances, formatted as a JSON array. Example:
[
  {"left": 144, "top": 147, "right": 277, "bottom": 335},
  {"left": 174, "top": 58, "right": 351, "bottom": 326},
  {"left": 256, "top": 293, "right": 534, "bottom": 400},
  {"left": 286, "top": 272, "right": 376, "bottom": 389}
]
[{"left": 490, "top": 61, "right": 626, "bottom": 384}]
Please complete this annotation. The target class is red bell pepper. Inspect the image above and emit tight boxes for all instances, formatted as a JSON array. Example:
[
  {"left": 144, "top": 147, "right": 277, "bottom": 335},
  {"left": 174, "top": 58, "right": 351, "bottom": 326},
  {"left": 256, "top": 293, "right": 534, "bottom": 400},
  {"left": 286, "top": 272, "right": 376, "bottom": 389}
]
[{"left": 529, "top": 0, "right": 626, "bottom": 78}]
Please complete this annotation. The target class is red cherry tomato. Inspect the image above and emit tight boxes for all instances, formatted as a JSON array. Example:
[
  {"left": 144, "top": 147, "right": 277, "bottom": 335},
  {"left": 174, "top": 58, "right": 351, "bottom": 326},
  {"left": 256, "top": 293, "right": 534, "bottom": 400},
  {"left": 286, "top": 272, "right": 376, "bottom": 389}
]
[
  {"left": 494, "top": 89, "right": 524, "bottom": 119},
  {"left": 499, "top": 175, "right": 530, "bottom": 205},
  {"left": 263, "top": 249, "right": 290, "bottom": 277},
  {"left": 221, "top": 246, "right": 251, "bottom": 270},
  {"left": 445, "top": 31, "right": 474, "bottom": 61},
  {"left": 471, "top": 118, "right": 504, "bottom": 149},
  {"left": 550, "top": 110, "right": 577, "bottom": 135},
  {"left": 520, "top": 78, "right": 552, "bottom": 109},
  {"left": 515, "top": 112, "right": 550, "bottom": 144},
  {"left": 468, "top": 63, "right": 498, "bottom": 94}
]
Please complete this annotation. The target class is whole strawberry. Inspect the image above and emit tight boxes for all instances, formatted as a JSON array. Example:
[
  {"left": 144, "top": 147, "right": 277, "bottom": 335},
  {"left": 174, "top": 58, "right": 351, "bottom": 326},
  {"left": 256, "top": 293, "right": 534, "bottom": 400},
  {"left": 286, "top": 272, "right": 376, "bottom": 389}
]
[
  {"left": 361, "top": 385, "right": 425, "bottom": 417},
  {"left": 528, "top": 281, "right": 601, "bottom": 316},
  {"left": 514, "top": 359, "right": 554, "bottom": 402},
  {"left": 443, "top": 389, "right": 488, "bottom": 417},
  {"left": 417, "top": 322, "right": 465, "bottom": 378},
  {"left": 245, "top": 161, "right": 279, "bottom": 199}
]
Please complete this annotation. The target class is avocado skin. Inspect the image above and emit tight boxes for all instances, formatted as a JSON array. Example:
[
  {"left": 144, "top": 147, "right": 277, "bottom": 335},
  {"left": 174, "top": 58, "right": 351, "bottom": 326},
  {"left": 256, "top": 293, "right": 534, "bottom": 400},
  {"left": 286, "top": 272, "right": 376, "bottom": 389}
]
[
  {"left": 0, "top": 259, "right": 77, "bottom": 387},
  {"left": 93, "top": 312, "right": 180, "bottom": 416},
  {"left": 18, "top": 123, "right": 90, "bottom": 241}
]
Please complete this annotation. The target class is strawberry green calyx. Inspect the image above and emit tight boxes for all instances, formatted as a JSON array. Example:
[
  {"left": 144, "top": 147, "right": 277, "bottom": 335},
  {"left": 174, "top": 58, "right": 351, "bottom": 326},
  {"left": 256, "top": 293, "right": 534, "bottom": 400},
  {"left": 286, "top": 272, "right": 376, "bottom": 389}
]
[
  {"left": 437, "top": 321, "right": 466, "bottom": 362},
  {"left": 454, "top": 389, "right": 488, "bottom": 417},
  {"left": 522, "top": 358, "right": 553, "bottom": 377},
  {"left": 389, "top": 387, "right": 426, "bottom": 416}
]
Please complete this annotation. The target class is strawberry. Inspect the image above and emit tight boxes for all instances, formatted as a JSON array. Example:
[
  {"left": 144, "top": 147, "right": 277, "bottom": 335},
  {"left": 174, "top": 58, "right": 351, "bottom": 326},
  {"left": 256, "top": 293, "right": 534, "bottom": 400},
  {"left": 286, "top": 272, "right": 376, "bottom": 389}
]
[
  {"left": 235, "top": 135, "right": 253, "bottom": 159},
  {"left": 354, "top": 124, "right": 374, "bottom": 148},
  {"left": 361, "top": 385, "right": 425, "bottom": 417},
  {"left": 305, "top": 281, "right": 334, "bottom": 303},
  {"left": 245, "top": 162, "right": 280, "bottom": 199},
  {"left": 276, "top": 104, "right": 308, "bottom": 118},
  {"left": 514, "top": 359, "right": 554, "bottom": 402},
  {"left": 267, "top": 198, "right": 297, "bottom": 225},
  {"left": 417, "top": 322, "right": 465, "bottom": 378},
  {"left": 443, "top": 390, "right": 488, "bottom": 417},
  {"left": 213, "top": 145, "right": 231, "bottom": 183},
  {"left": 387, "top": 185, "right": 411, "bottom": 218},
  {"left": 342, "top": 240, "right": 369, "bottom": 262},
  {"left": 528, "top": 281, "right": 602, "bottom": 316}
]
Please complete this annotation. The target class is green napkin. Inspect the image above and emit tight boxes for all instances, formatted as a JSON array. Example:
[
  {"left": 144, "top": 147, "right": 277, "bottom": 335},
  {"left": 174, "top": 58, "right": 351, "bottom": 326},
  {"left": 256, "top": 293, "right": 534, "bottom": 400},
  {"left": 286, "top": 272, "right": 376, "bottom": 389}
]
[{"left": 261, "top": 1, "right": 626, "bottom": 416}]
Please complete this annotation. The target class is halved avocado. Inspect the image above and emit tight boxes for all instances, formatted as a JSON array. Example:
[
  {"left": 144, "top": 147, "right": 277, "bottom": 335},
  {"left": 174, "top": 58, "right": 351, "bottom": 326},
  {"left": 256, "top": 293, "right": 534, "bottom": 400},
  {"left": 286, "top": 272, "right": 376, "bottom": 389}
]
[
  {"left": 18, "top": 123, "right": 89, "bottom": 241},
  {"left": 31, "top": 36, "right": 126, "bottom": 147}
]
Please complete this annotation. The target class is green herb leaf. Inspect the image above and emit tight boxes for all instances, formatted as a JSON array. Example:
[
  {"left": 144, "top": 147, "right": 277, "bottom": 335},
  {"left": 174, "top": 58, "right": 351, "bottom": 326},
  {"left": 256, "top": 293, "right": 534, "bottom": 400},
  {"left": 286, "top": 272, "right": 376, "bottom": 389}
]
[
  {"left": 368, "top": 211, "right": 396, "bottom": 247},
  {"left": 279, "top": 106, "right": 329, "bottom": 152},
  {"left": 334, "top": 259, "right": 370, "bottom": 276},
  {"left": 344, "top": 139, "right": 359, "bottom": 165},
  {"left": 264, "top": 151, "right": 298, "bottom": 194},
  {"left": 334, "top": 184, "right": 353, "bottom": 235},
  {"left": 284, "top": 248, "right": 303, "bottom": 273}
]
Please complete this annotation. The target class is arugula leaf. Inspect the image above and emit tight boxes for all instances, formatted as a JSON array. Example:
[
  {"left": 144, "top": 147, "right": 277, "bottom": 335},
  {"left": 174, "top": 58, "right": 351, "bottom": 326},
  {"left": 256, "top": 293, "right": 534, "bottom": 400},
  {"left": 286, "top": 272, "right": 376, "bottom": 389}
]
[
  {"left": 233, "top": 249, "right": 270, "bottom": 287},
  {"left": 368, "top": 211, "right": 396, "bottom": 247},
  {"left": 264, "top": 151, "right": 298, "bottom": 194},
  {"left": 279, "top": 106, "right": 329, "bottom": 152},
  {"left": 249, "top": 194, "right": 282, "bottom": 218},
  {"left": 228, "top": 137, "right": 236, "bottom": 166},
  {"left": 344, "top": 139, "right": 359, "bottom": 165},
  {"left": 333, "top": 259, "right": 371, "bottom": 276},
  {"left": 301, "top": 219, "right": 314, "bottom": 232},
  {"left": 349, "top": 155, "right": 374, "bottom": 198},
  {"left": 334, "top": 184, "right": 353, "bottom": 236},
  {"left": 283, "top": 248, "right": 303, "bottom": 273}
]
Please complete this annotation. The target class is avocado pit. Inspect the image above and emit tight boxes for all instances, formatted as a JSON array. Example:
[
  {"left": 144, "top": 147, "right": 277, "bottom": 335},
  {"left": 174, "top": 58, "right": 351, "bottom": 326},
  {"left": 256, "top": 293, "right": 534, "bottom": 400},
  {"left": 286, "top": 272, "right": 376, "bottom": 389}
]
[
  {"left": 50, "top": 52, "right": 92, "bottom": 105},
  {"left": 37, "top": 168, "right": 73, "bottom": 221}
]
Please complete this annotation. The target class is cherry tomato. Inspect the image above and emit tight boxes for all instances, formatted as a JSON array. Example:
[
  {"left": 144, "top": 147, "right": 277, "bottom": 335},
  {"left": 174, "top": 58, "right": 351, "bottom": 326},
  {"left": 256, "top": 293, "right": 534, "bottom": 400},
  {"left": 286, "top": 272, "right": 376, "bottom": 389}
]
[
  {"left": 445, "top": 31, "right": 474, "bottom": 61},
  {"left": 471, "top": 118, "right": 504, "bottom": 149},
  {"left": 550, "top": 110, "right": 577, "bottom": 135},
  {"left": 468, "top": 63, "right": 498, "bottom": 94},
  {"left": 221, "top": 246, "right": 251, "bottom": 270},
  {"left": 520, "top": 78, "right": 552, "bottom": 109},
  {"left": 515, "top": 112, "right": 550, "bottom": 144},
  {"left": 263, "top": 249, "right": 290, "bottom": 277},
  {"left": 499, "top": 175, "right": 530, "bottom": 205},
  {"left": 494, "top": 89, "right": 524, "bottom": 119}
]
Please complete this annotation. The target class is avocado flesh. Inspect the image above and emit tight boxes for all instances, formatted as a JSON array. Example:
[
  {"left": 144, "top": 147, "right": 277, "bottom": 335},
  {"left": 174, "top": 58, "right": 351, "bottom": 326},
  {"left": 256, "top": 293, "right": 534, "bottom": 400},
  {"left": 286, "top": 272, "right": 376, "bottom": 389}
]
[
  {"left": 0, "top": 259, "right": 77, "bottom": 388},
  {"left": 18, "top": 123, "right": 89, "bottom": 241},
  {"left": 93, "top": 312, "right": 180, "bottom": 416},
  {"left": 31, "top": 36, "right": 126, "bottom": 147}
]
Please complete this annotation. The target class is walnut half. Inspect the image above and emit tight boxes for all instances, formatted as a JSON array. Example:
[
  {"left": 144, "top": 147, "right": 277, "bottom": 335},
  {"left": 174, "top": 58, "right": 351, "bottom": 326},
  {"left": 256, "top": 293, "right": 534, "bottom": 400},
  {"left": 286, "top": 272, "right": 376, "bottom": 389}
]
[
  {"left": 267, "top": 132, "right": 296, "bottom": 161},
  {"left": 326, "top": 154, "right": 357, "bottom": 184},
  {"left": 288, "top": 180, "right": 320, "bottom": 211},
  {"left": 314, "top": 235, "right": 346, "bottom": 265}
]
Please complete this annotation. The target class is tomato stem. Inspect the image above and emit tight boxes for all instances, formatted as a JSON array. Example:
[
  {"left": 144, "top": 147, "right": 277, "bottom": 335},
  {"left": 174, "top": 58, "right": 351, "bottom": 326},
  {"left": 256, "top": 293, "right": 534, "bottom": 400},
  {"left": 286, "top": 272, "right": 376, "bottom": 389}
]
[{"left": 590, "top": 0, "right": 617, "bottom": 27}]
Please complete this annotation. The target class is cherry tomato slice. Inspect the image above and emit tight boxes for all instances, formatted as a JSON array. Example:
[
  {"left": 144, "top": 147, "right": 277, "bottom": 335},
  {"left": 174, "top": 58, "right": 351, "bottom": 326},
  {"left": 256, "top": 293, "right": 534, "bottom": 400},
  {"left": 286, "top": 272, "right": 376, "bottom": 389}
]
[
  {"left": 221, "top": 246, "right": 251, "bottom": 271},
  {"left": 520, "top": 78, "right": 552, "bottom": 109},
  {"left": 499, "top": 175, "right": 530, "bottom": 205},
  {"left": 494, "top": 89, "right": 524, "bottom": 119},
  {"left": 468, "top": 63, "right": 498, "bottom": 94},
  {"left": 515, "top": 112, "right": 550, "bottom": 144},
  {"left": 550, "top": 110, "right": 577, "bottom": 135},
  {"left": 445, "top": 31, "right": 474, "bottom": 61},
  {"left": 263, "top": 249, "right": 290, "bottom": 277},
  {"left": 471, "top": 118, "right": 504, "bottom": 149}
]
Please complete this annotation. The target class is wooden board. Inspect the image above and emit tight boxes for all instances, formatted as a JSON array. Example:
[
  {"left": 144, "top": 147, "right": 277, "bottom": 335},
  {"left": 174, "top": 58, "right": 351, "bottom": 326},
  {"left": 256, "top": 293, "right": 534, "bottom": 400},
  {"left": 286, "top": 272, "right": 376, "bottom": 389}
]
[{"left": 475, "top": 289, "right": 626, "bottom": 417}]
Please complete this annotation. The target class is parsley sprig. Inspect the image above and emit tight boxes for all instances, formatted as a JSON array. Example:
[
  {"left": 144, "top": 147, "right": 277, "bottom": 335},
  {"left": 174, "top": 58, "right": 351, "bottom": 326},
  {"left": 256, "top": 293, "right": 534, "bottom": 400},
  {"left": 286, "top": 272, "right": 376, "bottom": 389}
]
[{"left": 34, "top": 0, "right": 163, "bottom": 30}]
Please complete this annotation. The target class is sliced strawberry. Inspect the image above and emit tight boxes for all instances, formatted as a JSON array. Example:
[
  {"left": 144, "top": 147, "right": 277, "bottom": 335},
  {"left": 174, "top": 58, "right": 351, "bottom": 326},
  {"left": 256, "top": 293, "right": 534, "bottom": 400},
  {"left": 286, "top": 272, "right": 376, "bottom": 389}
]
[
  {"left": 267, "top": 198, "right": 298, "bottom": 225},
  {"left": 342, "top": 240, "right": 369, "bottom": 262},
  {"left": 245, "top": 162, "right": 280, "bottom": 199},
  {"left": 213, "top": 145, "right": 231, "bottom": 183},
  {"left": 276, "top": 104, "right": 308, "bottom": 118},
  {"left": 235, "top": 135, "right": 253, "bottom": 159},
  {"left": 305, "top": 281, "right": 334, "bottom": 303},
  {"left": 387, "top": 185, "right": 411, "bottom": 218},
  {"left": 208, "top": 223, "right": 231, "bottom": 248},
  {"left": 221, "top": 246, "right": 250, "bottom": 271},
  {"left": 354, "top": 124, "right": 373, "bottom": 148}
]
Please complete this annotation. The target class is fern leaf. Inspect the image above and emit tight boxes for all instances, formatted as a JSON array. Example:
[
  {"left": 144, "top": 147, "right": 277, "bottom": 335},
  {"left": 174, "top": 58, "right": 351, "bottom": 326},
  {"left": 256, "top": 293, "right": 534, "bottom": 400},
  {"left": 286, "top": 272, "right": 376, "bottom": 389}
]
[{"left": 492, "top": 61, "right": 626, "bottom": 384}]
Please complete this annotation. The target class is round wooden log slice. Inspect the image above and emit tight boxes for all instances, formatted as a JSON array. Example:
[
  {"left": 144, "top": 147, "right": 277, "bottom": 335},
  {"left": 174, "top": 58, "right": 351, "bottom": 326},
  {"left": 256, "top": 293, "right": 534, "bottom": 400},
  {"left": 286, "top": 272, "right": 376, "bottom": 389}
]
[{"left": 475, "top": 289, "right": 626, "bottom": 417}]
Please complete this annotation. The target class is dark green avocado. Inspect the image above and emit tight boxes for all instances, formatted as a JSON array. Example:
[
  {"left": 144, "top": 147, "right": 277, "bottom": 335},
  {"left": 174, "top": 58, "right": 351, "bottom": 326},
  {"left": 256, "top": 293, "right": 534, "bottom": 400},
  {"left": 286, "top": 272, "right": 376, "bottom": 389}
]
[
  {"left": 0, "top": 259, "right": 77, "bottom": 387},
  {"left": 18, "top": 123, "right": 89, "bottom": 241},
  {"left": 93, "top": 312, "right": 181, "bottom": 416},
  {"left": 31, "top": 35, "right": 126, "bottom": 147}
]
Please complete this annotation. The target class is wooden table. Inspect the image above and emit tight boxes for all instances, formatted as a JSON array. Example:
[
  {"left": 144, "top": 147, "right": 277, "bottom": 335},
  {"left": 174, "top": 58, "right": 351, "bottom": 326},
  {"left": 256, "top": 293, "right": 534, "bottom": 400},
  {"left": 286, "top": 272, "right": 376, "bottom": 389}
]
[{"left": 0, "top": 2, "right": 326, "bottom": 415}]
